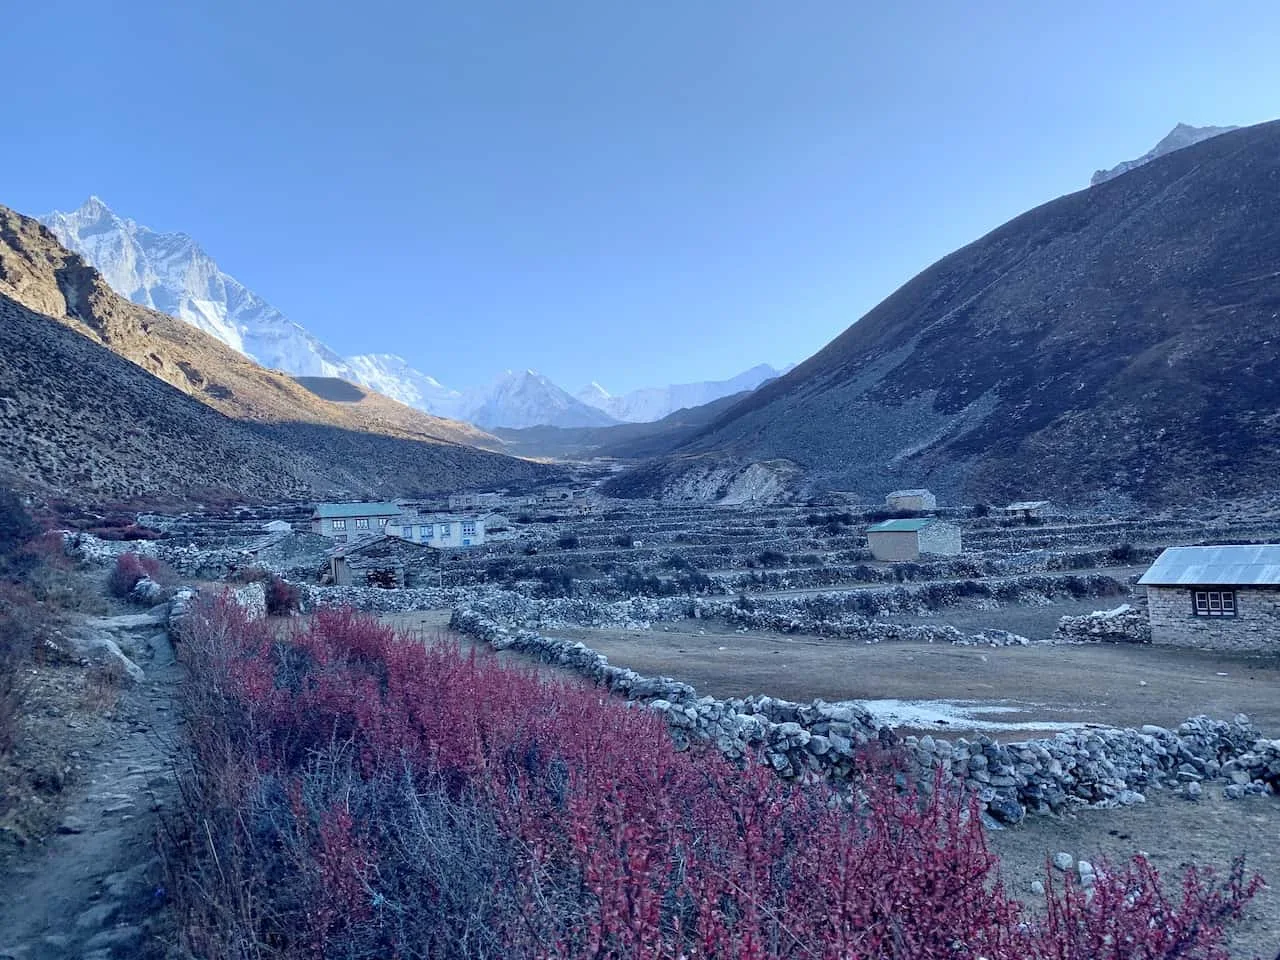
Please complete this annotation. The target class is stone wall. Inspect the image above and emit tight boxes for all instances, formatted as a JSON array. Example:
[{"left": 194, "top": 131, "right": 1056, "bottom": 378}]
[
  {"left": 1148, "top": 585, "right": 1280, "bottom": 651},
  {"left": 448, "top": 602, "right": 1280, "bottom": 824},
  {"left": 918, "top": 521, "right": 962, "bottom": 557}
]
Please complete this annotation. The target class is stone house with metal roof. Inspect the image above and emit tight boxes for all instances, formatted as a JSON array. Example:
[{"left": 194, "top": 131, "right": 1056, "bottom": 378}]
[
  {"left": 1138, "top": 545, "right": 1280, "bottom": 651},
  {"left": 310, "top": 502, "right": 403, "bottom": 542},
  {"left": 885, "top": 489, "right": 937, "bottom": 512},
  {"left": 866, "top": 518, "right": 961, "bottom": 562}
]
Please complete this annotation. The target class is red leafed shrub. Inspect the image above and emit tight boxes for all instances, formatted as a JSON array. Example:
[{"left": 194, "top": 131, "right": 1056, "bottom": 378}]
[
  {"left": 265, "top": 575, "right": 302, "bottom": 617},
  {"left": 107, "top": 551, "right": 172, "bottom": 598},
  {"left": 165, "top": 599, "right": 1261, "bottom": 960}
]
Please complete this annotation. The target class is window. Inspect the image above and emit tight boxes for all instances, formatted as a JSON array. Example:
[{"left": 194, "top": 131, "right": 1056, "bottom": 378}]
[
  {"left": 378, "top": 517, "right": 389, "bottom": 527},
  {"left": 461, "top": 521, "right": 477, "bottom": 537},
  {"left": 355, "top": 518, "right": 370, "bottom": 530},
  {"left": 1192, "top": 589, "right": 1237, "bottom": 617},
  {"left": 331, "top": 519, "right": 346, "bottom": 531},
  {"left": 441, "top": 522, "right": 452, "bottom": 538},
  {"left": 420, "top": 524, "right": 433, "bottom": 540}
]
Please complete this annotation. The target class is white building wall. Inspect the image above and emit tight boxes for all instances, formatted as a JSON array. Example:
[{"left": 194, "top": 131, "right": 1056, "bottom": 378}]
[
  {"left": 867, "top": 530, "right": 920, "bottom": 562},
  {"left": 390, "top": 515, "right": 487, "bottom": 548}
]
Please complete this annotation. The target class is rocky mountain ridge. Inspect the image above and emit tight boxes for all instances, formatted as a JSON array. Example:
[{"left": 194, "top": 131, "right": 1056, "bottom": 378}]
[
  {"left": 42, "top": 198, "right": 781, "bottom": 429},
  {"left": 1090, "top": 122, "right": 1239, "bottom": 185},
  {"left": 0, "top": 203, "right": 558, "bottom": 502},
  {"left": 608, "top": 120, "right": 1280, "bottom": 505}
]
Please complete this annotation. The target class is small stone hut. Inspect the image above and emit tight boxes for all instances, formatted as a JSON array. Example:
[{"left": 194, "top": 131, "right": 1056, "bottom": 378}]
[
  {"left": 328, "top": 535, "right": 441, "bottom": 589},
  {"left": 885, "top": 489, "right": 937, "bottom": 512},
  {"left": 1138, "top": 545, "right": 1280, "bottom": 651},
  {"left": 1000, "top": 500, "right": 1050, "bottom": 521},
  {"left": 866, "top": 518, "right": 961, "bottom": 562}
]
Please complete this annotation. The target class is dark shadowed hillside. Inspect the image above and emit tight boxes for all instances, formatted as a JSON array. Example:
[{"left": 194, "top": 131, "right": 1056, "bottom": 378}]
[
  {"left": 608, "top": 121, "right": 1280, "bottom": 505},
  {"left": 0, "top": 206, "right": 559, "bottom": 503},
  {"left": 492, "top": 390, "right": 753, "bottom": 460}
]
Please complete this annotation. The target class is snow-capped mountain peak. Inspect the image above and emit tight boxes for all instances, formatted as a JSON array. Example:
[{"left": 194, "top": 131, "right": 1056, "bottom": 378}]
[
  {"left": 42, "top": 197, "right": 351, "bottom": 376},
  {"left": 461, "top": 370, "right": 618, "bottom": 430},
  {"left": 41, "top": 196, "right": 786, "bottom": 431},
  {"left": 1090, "top": 123, "right": 1240, "bottom": 186},
  {"left": 577, "top": 363, "right": 791, "bottom": 422},
  {"left": 343, "top": 353, "right": 464, "bottom": 415}
]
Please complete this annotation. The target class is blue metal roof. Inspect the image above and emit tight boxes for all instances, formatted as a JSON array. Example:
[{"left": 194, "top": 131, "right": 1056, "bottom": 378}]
[
  {"left": 1137, "top": 545, "right": 1280, "bottom": 586},
  {"left": 312, "top": 502, "right": 402, "bottom": 519}
]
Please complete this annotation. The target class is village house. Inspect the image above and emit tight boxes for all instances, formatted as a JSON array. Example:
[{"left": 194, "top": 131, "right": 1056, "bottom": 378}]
[
  {"left": 327, "top": 535, "right": 441, "bottom": 589},
  {"left": 310, "top": 502, "right": 403, "bottom": 542},
  {"left": 448, "top": 491, "right": 502, "bottom": 511},
  {"left": 260, "top": 519, "right": 292, "bottom": 534},
  {"left": 1138, "top": 545, "right": 1280, "bottom": 651},
  {"left": 386, "top": 512, "right": 492, "bottom": 549},
  {"left": 885, "top": 489, "right": 937, "bottom": 512},
  {"left": 866, "top": 518, "right": 962, "bottom": 562},
  {"left": 1000, "top": 500, "right": 1051, "bottom": 521}
]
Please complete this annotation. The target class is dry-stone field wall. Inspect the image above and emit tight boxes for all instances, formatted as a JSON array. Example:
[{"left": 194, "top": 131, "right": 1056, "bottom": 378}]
[
  {"left": 446, "top": 600, "right": 1280, "bottom": 825},
  {"left": 71, "top": 500, "right": 1280, "bottom": 826}
]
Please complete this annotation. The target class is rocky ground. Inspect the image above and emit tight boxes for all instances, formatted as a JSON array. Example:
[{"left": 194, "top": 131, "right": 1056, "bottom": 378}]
[
  {"left": 991, "top": 789, "right": 1280, "bottom": 960},
  {"left": 0, "top": 608, "right": 180, "bottom": 960}
]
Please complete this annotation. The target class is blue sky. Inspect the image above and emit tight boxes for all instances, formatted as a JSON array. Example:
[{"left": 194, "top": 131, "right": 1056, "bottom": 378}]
[{"left": 5, "top": 1, "right": 1279, "bottom": 393}]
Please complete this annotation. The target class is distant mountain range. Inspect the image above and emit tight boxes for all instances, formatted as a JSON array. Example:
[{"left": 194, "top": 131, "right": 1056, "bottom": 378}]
[
  {"left": 575, "top": 363, "right": 791, "bottom": 422},
  {"left": 41, "top": 198, "right": 780, "bottom": 430},
  {"left": 608, "top": 120, "right": 1280, "bottom": 505},
  {"left": 1090, "top": 123, "right": 1239, "bottom": 185},
  {"left": 0, "top": 203, "right": 558, "bottom": 503}
]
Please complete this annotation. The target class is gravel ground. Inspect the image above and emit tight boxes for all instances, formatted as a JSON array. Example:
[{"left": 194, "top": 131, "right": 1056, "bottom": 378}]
[
  {"left": 990, "top": 788, "right": 1280, "bottom": 960},
  {"left": 551, "top": 619, "right": 1280, "bottom": 739}
]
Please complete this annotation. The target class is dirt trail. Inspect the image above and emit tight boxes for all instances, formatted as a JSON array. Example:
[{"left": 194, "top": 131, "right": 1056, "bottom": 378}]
[{"left": 0, "top": 619, "right": 181, "bottom": 960}]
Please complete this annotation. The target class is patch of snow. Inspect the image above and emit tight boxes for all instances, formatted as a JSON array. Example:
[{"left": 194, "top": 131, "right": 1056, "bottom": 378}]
[{"left": 858, "top": 699, "right": 1087, "bottom": 732}]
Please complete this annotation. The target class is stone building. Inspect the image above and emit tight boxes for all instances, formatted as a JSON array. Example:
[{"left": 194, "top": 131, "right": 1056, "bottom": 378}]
[
  {"left": 1138, "top": 545, "right": 1280, "bottom": 651},
  {"left": 866, "top": 518, "right": 962, "bottom": 562},
  {"left": 448, "top": 492, "right": 502, "bottom": 510},
  {"left": 310, "top": 502, "right": 402, "bottom": 542},
  {"left": 885, "top": 489, "right": 937, "bottom": 512},
  {"left": 386, "top": 512, "right": 493, "bottom": 548},
  {"left": 328, "top": 535, "right": 441, "bottom": 588},
  {"left": 1000, "top": 500, "right": 1051, "bottom": 521}
]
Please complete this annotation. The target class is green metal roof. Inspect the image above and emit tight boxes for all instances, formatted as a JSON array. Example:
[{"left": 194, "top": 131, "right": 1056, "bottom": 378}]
[
  {"left": 312, "top": 502, "right": 402, "bottom": 519},
  {"left": 867, "top": 518, "right": 936, "bottom": 533}
]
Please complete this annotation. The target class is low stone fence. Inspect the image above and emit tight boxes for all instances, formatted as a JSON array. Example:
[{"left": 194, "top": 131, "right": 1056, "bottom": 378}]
[
  {"left": 303, "top": 583, "right": 488, "bottom": 612},
  {"left": 452, "top": 574, "right": 1122, "bottom": 642},
  {"left": 1055, "top": 603, "right": 1152, "bottom": 644},
  {"left": 450, "top": 604, "right": 1278, "bottom": 824}
]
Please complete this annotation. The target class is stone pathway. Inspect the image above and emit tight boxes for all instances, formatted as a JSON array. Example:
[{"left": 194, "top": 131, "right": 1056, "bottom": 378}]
[{"left": 0, "top": 620, "right": 181, "bottom": 960}]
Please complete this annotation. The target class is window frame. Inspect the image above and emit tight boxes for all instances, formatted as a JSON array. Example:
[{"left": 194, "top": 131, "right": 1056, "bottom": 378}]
[
  {"left": 420, "top": 524, "right": 433, "bottom": 540},
  {"left": 461, "top": 521, "right": 477, "bottom": 537},
  {"left": 355, "top": 518, "right": 370, "bottom": 530},
  {"left": 1191, "top": 588, "right": 1237, "bottom": 618},
  {"left": 331, "top": 518, "right": 347, "bottom": 531}
]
